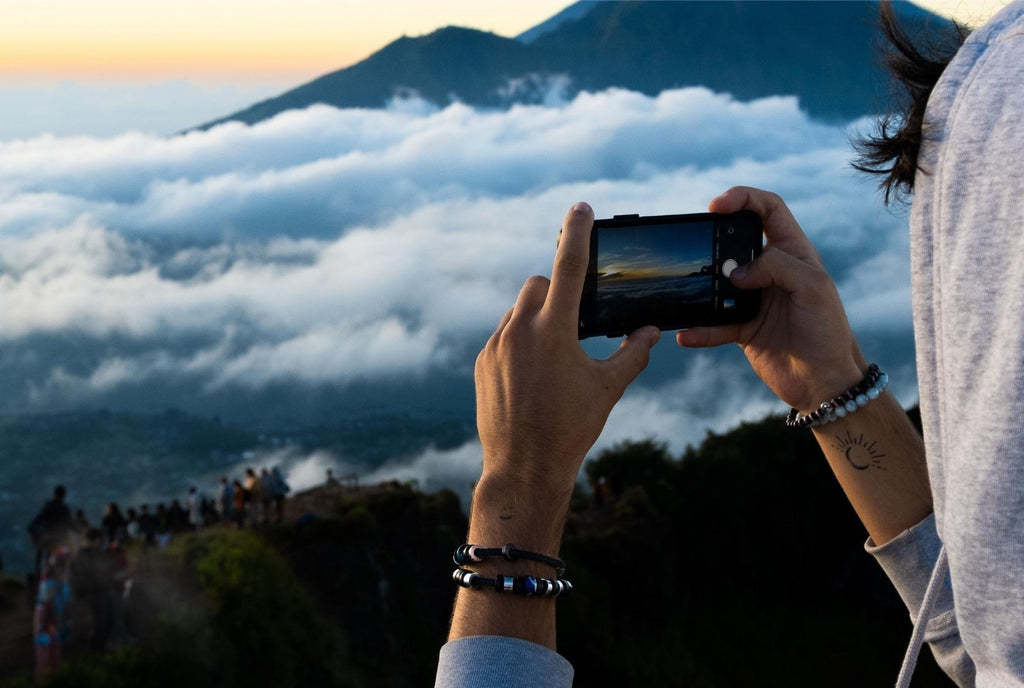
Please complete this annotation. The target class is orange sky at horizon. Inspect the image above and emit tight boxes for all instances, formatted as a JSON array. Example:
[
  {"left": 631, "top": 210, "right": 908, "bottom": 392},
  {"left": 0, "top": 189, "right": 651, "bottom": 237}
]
[
  {"left": 1, "top": 0, "right": 1010, "bottom": 84},
  {"left": 0, "top": 0, "right": 570, "bottom": 83}
]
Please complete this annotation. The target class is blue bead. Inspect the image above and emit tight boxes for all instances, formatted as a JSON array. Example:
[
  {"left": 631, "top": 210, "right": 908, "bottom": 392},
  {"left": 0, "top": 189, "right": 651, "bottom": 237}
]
[
  {"left": 845, "top": 400, "right": 858, "bottom": 413},
  {"left": 856, "top": 393, "right": 869, "bottom": 407},
  {"left": 866, "top": 387, "right": 880, "bottom": 400},
  {"left": 835, "top": 406, "right": 847, "bottom": 418},
  {"left": 524, "top": 576, "right": 538, "bottom": 596},
  {"left": 878, "top": 372, "right": 889, "bottom": 387}
]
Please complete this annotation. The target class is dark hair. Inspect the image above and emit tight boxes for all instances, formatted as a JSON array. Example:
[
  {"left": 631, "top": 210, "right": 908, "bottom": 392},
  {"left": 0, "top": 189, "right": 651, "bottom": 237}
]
[
  {"left": 54, "top": 485, "right": 66, "bottom": 499},
  {"left": 852, "top": 1, "right": 970, "bottom": 204}
]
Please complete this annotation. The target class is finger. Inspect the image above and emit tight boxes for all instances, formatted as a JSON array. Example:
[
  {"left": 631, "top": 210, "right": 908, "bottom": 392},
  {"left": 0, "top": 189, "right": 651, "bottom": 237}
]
[
  {"left": 492, "top": 306, "right": 514, "bottom": 336},
  {"left": 511, "top": 275, "right": 550, "bottom": 320},
  {"left": 708, "top": 187, "right": 822, "bottom": 265},
  {"left": 543, "top": 201, "right": 594, "bottom": 322},
  {"left": 729, "top": 245, "right": 826, "bottom": 294},
  {"left": 676, "top": 325, "right": 744, "bottom": 349},
  {"left": 601, "top": 326, "right": 660, "bottom": 394}
]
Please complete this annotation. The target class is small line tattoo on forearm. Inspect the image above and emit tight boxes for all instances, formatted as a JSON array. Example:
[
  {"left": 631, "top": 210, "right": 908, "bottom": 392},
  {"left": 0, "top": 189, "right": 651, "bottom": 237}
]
[{"left": 833, "top": 430, "right": 887, "bottom": 471}]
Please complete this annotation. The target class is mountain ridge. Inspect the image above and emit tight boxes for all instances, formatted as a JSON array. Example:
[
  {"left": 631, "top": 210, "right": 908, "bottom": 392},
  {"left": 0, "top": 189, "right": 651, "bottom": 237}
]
[{"left": 197, "top": 0, "right": 957, "bottom": 130}]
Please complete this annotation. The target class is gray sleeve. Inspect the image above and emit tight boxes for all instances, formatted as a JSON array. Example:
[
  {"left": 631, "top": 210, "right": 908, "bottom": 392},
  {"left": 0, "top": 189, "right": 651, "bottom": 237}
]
[
  {"left": 434, "top": 636, "right": 574, "bottom": 688},
  {"left": 865, "top": 513, "right": 976, "bottom": 686}
]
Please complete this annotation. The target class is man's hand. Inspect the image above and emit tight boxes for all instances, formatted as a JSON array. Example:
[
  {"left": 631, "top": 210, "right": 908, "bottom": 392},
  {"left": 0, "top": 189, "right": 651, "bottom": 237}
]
[
  {"left": 449, "top": 202, "right": 659, "bottom": 648},
  {"left": 679, "top": 187, "right": 930, "bottom": 546},
  {"left": 677, "top": 187, "right": 866, "bottom": 412},
  {"left": 475, "top": 202, "right": 660, "bottom": 501}
]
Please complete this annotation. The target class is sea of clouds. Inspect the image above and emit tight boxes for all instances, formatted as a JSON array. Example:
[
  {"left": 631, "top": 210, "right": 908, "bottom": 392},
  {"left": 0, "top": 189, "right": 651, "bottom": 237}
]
[{"left": 0, "top": 86, "right": 919, "bottom": 510}]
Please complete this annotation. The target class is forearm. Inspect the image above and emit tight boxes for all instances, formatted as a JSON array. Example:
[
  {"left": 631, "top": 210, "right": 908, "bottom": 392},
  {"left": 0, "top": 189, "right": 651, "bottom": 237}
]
[
  {"left": 447, "top": 472, "right": 572, "bottom": 649},
  {"left": 808, "top": 385, "right": 932, "bottom": 546}
]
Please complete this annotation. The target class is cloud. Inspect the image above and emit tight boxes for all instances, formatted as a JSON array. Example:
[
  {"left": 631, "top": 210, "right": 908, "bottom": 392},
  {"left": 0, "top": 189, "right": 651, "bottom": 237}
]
[
  {"left": 0, "top": 88, "right": 844, "bottom": 239},
  {"left": 0, "top": 87, "right": 914, "bottom": 451}
]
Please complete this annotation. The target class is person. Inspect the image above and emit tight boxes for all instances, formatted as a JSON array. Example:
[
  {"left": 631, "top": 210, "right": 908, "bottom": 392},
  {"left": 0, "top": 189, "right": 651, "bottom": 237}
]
[
  {"left": 434, "top": 3, "right": 1024, "bottom": 682},
  {"left": 269, "top": 466, "right": 290, "bottom": 524},
  {"left": 186, "top": 486, "right": 202, "bottom": 531},
  {"left": 137, "top": 505, "right": 158, "bottom": 562},
  {"left": 34, "top": 547, "right": 72, "bottom": 681},
  {"left": 244, "top": 468, "right": 263, "bottom": 526},
  {"left": 259, "top": 468, "right": 274, "bottom": 525},
  {"left": 124, "top": 508, "right": 140, "bottom": 540},
  {"left": 72, "top": 508, "right": 91, "bottom": 535},
  {"left": 167, "top": 499, "right": 188, "bottom": 533},
  {"left": 100, "top": 502, "right": 127, "bottom": 545},
  {"left": 218, "top": 476, "right": 234, "bottom": 522},
  {"left": 155, "top": 503, "right": 172, "bottom": 547},
  {"left": 71, "top": 528, "right": 115, "bottom": 651},
  {"left": 107, "top": 537, "right": 131, "bottom": 647},
  {"left": 232, "top": 479, "right": 247, "bottom": 529},
  {"left": 27, "top": 486, "right": 75, "bottom": 589}
]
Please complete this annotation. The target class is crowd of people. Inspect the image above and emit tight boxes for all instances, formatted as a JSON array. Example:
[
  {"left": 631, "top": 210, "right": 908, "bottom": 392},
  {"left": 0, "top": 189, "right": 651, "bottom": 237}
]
[{"left": 24, "top": 465, "right": 291, "bottom": 681}]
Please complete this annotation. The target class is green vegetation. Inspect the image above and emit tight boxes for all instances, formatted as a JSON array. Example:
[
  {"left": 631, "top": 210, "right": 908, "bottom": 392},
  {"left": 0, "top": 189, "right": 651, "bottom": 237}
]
[{"left": 3, "top": 411, "right": 952, "bottom": 687}]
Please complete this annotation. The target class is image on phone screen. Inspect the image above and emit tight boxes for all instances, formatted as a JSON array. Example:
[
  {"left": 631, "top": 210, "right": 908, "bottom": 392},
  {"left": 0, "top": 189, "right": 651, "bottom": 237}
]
[{"left": 596, "top": 220, "right": 714, "bottom": 327}]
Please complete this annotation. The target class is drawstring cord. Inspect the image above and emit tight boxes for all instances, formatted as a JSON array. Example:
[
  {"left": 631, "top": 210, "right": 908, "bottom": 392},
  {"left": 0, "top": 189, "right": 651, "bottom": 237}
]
[{"left": 895, "top": 545, "right": 949, "bottom": 688}]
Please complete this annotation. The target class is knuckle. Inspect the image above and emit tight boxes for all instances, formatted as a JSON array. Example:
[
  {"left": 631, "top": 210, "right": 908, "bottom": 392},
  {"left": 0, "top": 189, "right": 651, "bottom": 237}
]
[{"left": 523, "top": 274, "right": 550, "bottom": 291}]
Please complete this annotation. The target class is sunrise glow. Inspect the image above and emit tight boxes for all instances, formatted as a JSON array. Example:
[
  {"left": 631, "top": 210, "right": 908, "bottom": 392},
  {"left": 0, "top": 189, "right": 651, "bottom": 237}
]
[
  {"left": 3, "top": 0, "right": 1008, "bottom": 82},
  {"left": 1, "top": 0, "right": 571, "bottom": 81}
]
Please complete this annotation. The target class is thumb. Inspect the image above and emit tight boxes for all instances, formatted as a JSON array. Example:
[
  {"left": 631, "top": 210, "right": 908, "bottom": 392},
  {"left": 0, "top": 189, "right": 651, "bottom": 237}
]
[
  {"left": 602, "top": 326, "right": 660, "bottom": 394},
  {"left": 730, "top": 246, "right": 823, "bottom": 294}
]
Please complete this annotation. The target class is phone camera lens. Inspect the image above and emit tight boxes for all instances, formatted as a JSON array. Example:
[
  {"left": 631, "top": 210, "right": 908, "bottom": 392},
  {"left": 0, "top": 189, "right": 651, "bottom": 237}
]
[{"left": 727, "top": 226, "right": 735, "bottom": 235}]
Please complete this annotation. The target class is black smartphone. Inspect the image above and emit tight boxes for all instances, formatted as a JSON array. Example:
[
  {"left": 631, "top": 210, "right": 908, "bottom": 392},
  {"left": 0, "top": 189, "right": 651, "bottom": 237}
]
[{"left": 578, "top": 210, "right": 763, "bottom": 339}]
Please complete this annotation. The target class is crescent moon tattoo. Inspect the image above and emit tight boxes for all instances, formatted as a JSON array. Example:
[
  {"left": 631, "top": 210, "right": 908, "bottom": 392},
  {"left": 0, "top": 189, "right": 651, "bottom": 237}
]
[{"left": 834, "top": 431, "right": 887, "bottom": 471}]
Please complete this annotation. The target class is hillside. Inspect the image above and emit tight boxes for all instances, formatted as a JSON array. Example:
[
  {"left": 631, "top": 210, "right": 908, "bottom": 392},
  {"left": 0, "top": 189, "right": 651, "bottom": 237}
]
[
  {"left": 0, "top": 410, "right": 954, "bottom": 687},
  {"left": 199, "top": 0, "right": 958, "bottom": 129},
  {"left": 0, "top": 408, "right": 473, "bottom": 578}
]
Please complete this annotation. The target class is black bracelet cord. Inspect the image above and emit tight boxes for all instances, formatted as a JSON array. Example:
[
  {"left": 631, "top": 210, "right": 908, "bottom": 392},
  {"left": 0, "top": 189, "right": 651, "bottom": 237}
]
[{"left": 453, "top": 543, "right": 566, "bottom": 577}]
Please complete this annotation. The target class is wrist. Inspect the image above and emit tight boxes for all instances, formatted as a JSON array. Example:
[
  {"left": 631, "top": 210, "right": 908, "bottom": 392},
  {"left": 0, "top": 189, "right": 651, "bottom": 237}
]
[
  {"left": 468, "top": 472, "right": 573, "bottom": 559},
  {"left": 796, "top": 357, "right": 868, "bottom": 415}
]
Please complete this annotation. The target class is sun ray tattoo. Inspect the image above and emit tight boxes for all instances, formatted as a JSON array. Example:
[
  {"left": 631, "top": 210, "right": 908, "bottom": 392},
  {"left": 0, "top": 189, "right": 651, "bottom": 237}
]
[{"left": 833, "top": 431, "right": 887, "bottom": 471}]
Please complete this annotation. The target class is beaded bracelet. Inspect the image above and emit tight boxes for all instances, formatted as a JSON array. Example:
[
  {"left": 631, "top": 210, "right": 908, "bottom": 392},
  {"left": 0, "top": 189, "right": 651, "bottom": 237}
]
[
  {"left": 453, "top": 543, "right": 566, "bottom": 577},
  {"left": 785, "top": 364, "right": 889, "bottom": 429},
  {"left": 452, "top": 567, "right": 573, "bottom": 598}
]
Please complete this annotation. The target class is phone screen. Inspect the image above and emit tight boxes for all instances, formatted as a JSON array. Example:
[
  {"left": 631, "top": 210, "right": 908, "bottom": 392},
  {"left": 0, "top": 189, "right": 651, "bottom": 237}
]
[
  {"left": 596, "top": 220, "right": 714, "bottom": 327},
  {"left": 578, "top": 211, "right": 761, "bottom": 339}
]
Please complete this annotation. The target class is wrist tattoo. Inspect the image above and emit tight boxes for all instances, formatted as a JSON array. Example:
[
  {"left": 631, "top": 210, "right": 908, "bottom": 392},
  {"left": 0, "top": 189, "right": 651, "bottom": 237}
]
[
  {"left": 833, "top": 431, "right": 887, "bottom": 471},
  {"left": 499, "top": 505, "right": 515, "bottom": 521}
]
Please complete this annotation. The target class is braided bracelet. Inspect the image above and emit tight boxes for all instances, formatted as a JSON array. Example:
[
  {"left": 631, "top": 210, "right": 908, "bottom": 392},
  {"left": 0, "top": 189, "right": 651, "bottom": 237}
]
[
  {"left": 452, "top": 567, "right": 573, "bottom": 599},
  {"left": 786, "top": 364, "right": 889, "bottom": 429},
  {"left": 453, "top": 543, "right": 566, "bottom": 577}
]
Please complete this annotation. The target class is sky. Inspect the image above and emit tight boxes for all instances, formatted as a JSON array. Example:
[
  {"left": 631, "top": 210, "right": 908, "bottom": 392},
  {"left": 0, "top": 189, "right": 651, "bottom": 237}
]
[
  {"left": 599, "top": 222, "right": 712, "bottom": 279},
  {"left": 0, "top": 0, "right": 1010, "bottom": 139}
]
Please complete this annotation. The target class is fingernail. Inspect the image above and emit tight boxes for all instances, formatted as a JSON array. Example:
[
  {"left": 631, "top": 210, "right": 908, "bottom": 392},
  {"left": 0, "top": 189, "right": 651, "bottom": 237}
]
[
  {"left": 572, "top": 201, "right": 592, "bottom": 214},
  {"left": 647, "top": 328, "right": 661, "bottom": 346},
  {"left": 730, "top": 264, "right": 748, "bottom": 281}
]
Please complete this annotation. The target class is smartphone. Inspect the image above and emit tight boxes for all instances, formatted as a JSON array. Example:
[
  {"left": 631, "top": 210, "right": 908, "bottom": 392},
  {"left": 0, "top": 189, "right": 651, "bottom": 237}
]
[{"left": 578, "top": 210, "right": 763, "bottom": 339}]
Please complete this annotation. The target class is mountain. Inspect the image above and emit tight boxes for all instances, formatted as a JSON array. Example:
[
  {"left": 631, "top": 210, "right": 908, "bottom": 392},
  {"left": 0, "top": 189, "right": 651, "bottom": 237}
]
[{"left": 198, "top": 0, "right": 956, "bottom": 129}]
